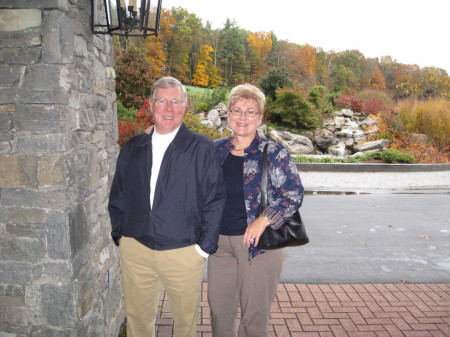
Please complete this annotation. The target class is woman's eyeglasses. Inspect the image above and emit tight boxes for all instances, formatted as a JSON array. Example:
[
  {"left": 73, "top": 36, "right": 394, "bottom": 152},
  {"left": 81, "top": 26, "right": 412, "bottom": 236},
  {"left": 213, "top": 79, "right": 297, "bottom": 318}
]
[{"left": 229, "top": 108, "right": 259, "bottom": 117}]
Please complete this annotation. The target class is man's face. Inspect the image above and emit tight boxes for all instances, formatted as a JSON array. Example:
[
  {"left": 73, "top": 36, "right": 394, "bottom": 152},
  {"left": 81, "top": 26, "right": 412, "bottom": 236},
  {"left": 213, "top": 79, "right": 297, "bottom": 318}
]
[{"left": 151, "top": 86, "right": 187, "bottom": 134}]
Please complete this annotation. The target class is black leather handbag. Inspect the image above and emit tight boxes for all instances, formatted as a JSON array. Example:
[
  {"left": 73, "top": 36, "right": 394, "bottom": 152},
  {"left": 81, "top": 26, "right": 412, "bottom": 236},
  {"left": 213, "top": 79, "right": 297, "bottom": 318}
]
[{"left": 257, "top": 144, "right": 309, "bottom": 250}]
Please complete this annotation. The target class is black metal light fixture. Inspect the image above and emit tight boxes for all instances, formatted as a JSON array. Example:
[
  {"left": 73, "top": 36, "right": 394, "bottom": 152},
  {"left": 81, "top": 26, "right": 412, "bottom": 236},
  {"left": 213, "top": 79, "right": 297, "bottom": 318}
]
[{"left": 91, "top": 0, "right": 162, "bottom": 37}]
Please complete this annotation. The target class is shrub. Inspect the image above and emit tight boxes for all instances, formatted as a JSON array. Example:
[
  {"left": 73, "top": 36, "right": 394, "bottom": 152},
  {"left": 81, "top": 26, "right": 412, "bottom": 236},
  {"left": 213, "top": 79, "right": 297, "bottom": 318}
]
[
  {"left": 117, "top": 100, "right": 139, "bottom": 121},
  {"left": 115, "top": 45, "right": 157, "bottom": 109},
  {"left": 259, "top": 68, "right": 292, "bottom": 100},
  {"left": 397, "top": 98, "right": 450, "bottom": 151},
  {"left": 189, "top": 87, "right": 229, "bottom": 114},
  {"left": 268, "top": 89, "right": 321, "bottom": 129},
  {"left": 334, "top": 90, "right": 394, "bottom": 114},
  {"left": 117, "top": 99, "right": 153, "bottom": 147},
  {"left": 381, "top": 149, "right": 414, "bottom": 163},
  {"left": 308, "top": 86, "right": 334, "bottom": 113},
  {"left": 333, "top": 92, "right": 364, "bottom": 112}
]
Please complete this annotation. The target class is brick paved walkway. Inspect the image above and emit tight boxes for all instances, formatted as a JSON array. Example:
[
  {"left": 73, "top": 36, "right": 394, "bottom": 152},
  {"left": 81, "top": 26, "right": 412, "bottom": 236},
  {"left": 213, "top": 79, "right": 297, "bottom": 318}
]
[{"left": 153, "top": 282, "right": 450, "bottom": 337}]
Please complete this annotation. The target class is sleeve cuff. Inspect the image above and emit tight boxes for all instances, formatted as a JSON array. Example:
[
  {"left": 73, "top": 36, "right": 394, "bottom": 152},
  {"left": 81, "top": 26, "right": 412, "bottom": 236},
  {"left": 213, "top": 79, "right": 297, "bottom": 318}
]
[
  {"left": 261, "top": 207, "right": 284, "bottom": 229},
  {"left": 195, "top": 244, "right": 209, "bottom": 258}
]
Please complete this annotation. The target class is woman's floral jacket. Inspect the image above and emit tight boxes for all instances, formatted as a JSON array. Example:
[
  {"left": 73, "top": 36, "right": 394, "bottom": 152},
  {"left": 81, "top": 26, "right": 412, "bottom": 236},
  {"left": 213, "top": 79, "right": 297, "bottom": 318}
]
[{"left": 215, "top": 134, "right": 304, "bottom": 257}]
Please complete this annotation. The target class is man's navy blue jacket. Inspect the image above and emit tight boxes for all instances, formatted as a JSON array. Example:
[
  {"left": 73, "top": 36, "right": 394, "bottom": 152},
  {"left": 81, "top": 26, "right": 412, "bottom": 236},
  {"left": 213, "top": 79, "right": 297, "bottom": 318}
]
[{"left": 108, "top": 123, "right": 226, "bottom": 254}]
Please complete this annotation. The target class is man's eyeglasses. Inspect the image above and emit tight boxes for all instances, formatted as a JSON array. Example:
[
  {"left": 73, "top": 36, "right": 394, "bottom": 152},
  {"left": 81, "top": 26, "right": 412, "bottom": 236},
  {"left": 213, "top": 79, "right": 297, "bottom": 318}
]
[
  {"left": 153, "top": 98, "right": 185, "bottom": 107},
  {"left": 229, "top": 108, "right": 259, "bottom": 117}
]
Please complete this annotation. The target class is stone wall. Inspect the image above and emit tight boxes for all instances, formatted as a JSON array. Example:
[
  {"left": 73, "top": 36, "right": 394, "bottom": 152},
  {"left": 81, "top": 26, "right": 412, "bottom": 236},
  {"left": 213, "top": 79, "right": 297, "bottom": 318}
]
[{"left": 0, "top": 1, "right": 123, "bottom": 336}]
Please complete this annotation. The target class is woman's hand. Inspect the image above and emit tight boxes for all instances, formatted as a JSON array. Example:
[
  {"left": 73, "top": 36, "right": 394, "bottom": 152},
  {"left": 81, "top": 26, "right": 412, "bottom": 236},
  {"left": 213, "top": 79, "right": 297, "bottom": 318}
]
[
  {"left": 144, "top": 125, "right": 153, "bottom": 134},
  {"left": 243, "top": 216, "right": 270, "bottom": 247}
]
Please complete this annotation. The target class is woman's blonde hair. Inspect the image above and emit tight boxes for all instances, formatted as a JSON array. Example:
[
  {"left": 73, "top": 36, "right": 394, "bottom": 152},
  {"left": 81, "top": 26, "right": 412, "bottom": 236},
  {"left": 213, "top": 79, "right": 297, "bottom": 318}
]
[{"left": 227, "top": 84, "right": 266, "bottom": 114}]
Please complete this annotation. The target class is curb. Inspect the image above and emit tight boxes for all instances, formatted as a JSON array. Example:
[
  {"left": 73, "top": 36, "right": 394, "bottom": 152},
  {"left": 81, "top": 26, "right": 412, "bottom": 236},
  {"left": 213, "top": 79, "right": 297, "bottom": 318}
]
[{"left": 296, "top": 163, "right": 450, "bottom": 172}]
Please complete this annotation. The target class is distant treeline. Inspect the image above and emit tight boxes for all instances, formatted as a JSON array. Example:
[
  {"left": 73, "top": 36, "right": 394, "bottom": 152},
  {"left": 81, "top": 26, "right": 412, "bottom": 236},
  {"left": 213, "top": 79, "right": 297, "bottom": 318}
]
[{"left": 113, "top": 6, "right": 449, "bottom": 108}]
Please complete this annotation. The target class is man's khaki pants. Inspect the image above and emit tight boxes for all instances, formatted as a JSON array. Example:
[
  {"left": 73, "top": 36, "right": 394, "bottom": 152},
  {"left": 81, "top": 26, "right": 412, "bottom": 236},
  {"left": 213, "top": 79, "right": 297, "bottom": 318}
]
[{"left": 119, "top": 237, "right": 205, "bottom": 337}]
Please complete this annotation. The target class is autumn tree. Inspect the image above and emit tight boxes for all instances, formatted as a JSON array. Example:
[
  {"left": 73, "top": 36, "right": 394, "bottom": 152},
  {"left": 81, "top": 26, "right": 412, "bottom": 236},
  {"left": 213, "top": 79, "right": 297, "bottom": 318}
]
[
  {"left": 247, "top": 31, "right": 273, "bottom": 81},
  {"left": 192, "top": 45, "right": 222, "bottom": 87},
  {"left": 164, "top": 7, "right": 203, "bottom": 83},
  {"left": 370, "top": 66, "right": 387, "bottom": 90},
  {"left": 115, "top": 44, "right": 156, "bottom": 109}
]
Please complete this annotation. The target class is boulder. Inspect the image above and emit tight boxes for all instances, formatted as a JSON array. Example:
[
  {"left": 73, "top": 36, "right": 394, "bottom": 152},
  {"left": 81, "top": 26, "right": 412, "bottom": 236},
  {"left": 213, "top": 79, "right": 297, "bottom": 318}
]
[
  {"left": 206, "top": 109, "right": 222, "bottom": 128},
  {"left": 334, "top": 109, "right": 354, "bottom": 118},
  {"left": 313, "top": 128, "right": 336, "bottom": 152},
  {"left": 268, "top": 129, "right": 314, "bottom": 154},
  {"left": 353, "top": 139, "right": 392, "bottom": 153}
]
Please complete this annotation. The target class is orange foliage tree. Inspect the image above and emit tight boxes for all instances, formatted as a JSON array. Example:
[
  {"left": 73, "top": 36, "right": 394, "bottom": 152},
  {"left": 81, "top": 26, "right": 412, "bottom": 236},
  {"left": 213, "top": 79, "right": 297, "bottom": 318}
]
[
  {"left": 370, "top": 67, "right": 386, "bottom": 90},
  {"left": 192, "top": 45, "right": 222, "bottom": 87},
  {"left": 247, "top": 31, "right": 273, "bottom": 81}
]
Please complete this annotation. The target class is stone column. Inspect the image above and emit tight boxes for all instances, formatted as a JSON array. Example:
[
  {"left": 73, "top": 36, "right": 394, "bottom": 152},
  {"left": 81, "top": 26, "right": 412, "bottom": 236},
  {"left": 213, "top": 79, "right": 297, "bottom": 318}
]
[{"left": 0, "top": 1, "right": 123, "bottom": 336}]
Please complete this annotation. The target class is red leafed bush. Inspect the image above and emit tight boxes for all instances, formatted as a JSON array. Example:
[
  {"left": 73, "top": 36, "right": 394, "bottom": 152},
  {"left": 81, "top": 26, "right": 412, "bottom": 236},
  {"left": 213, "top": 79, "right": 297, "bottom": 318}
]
[{"left": 117, "top": 99, "right": 153, "bottom": 147}]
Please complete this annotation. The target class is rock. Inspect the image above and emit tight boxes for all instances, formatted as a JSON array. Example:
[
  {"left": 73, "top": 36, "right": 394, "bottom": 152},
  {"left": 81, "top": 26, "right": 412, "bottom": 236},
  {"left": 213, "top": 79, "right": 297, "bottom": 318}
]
[
  {"left": 334, "top": 109, "right": 354, "bottom": 118},
  {"left": 359, "top": 116, "right": 376, "bottom": 127},
  {"left": 322, "top": 117, "right": 336, "bottom": 132},
  {"left": 314, "top": 128, "right": 336, "bottom": 152},
  {"left": 333, "top": 116, "right": 346, "bottom": 130},
  {"left": 206, "top": 109, "right": 222, "bottom": 128},
  {"left": 200, "top": 120, "right": 214, "bottom": 128},
  {"left": 327, "top": 142, "right": 347, "bottom": 157},
  {"left": 408, "top": 133, "right": 428, "bottom": 144},
  {"left": 268, "top": 129, "right": 314, "bottom": 154},
  {"left": 353, "top": 139, "right": 392, "bottom": 153}
]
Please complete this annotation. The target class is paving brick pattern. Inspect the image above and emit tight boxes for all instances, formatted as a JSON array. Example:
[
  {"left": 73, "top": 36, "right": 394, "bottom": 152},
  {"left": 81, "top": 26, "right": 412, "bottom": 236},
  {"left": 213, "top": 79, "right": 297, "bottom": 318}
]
[{"left": 154, "top": 282, "right": 450, "bottom": 337}]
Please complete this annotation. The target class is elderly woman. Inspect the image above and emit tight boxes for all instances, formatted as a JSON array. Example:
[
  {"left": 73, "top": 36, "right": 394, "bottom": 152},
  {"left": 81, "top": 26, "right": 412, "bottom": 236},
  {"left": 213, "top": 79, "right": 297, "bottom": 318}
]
[{"left": 208, "top": 84, "right": 304, "bottom": 337}]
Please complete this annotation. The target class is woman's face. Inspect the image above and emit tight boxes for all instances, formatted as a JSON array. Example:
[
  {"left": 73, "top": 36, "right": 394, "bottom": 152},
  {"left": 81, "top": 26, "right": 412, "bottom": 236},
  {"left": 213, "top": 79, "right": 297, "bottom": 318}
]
[{"left": 228, "top": 98, "right": 263, "bottom": 139}]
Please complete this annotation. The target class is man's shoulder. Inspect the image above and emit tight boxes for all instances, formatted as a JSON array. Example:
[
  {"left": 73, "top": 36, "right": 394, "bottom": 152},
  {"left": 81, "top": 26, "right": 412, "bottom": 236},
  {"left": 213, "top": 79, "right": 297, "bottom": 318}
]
[
  {"left": 177, "top": 124, "right": 215, "bottom": 148},
  {"left": 120, "top": 132, "right": 148, "bottom": 152}
]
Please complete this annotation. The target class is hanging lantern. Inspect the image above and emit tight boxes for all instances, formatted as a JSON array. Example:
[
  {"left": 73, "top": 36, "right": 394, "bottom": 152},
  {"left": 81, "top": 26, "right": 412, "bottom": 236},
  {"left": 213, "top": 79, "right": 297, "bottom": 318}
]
[{"left": 91, "top": 0, "right": 162, "bottom": 37}]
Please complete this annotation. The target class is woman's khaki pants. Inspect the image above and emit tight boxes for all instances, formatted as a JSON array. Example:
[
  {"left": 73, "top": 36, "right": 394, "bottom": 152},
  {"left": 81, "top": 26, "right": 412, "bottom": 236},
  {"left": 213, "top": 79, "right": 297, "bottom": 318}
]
[
  {"left": 119, "top": 237, "right": 205, "bottom": 337},
  {"left": 207, "top": 235, "right": 286, "bottom": 337}
]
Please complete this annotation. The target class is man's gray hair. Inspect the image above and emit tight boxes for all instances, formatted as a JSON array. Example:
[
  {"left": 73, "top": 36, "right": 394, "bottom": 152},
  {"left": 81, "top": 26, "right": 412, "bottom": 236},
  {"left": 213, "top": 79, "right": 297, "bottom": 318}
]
[{"left": 150, "top": 76, "right": 187, "bottom": 101}]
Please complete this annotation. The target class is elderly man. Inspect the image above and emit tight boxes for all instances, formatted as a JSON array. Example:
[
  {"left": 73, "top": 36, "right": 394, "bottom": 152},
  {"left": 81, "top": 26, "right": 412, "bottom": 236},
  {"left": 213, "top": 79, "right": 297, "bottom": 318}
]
[{"left": 108, "top": 76, "right": 226, "bottom": 337}]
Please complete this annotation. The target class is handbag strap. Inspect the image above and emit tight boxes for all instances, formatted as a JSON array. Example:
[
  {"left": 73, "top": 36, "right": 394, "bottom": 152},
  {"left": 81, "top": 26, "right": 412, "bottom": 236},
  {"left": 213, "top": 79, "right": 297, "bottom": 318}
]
[{"left": 261, "top": 143, "right": 269, "bottom": 209}]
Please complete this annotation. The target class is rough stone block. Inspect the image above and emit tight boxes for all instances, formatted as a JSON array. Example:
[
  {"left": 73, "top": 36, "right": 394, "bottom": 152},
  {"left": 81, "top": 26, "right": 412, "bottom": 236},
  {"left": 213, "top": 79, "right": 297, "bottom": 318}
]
[
  {"left": 14, "top": 104, "right": 66, "bottom": 133},
  {"left": 0, "top": 65, "right": 23, "bottom": 86},
  {"left": 41, "top": 261, "right": 72, "bottom": 278},
  {"left": 27, "top": 283, "right": 77, "bottom": 327},
  {"left": 0, "top": 284, "right": 24, "bottom": 297},
  {"left": 0, "top": 47, "right": 41, "bottom": 64},
  {"left": 0, "top": 236, "right": 45, "bottom": 263},
  {"left": 0, "top": 28, "right": 41, "bottom": 48},
  {"left": 0, "top": 153, "right": 66, "bottom": 188},
  {"left": 0, "top": 87, "right": 18, "bottom": 105},
  {"left": 0, "top": 141, "right": 11, "bottom": 154},
  {"left": 1, "top": 0, "right": 69, "bottom": 11},
  {"left": 0, "top": 188, "right": 68, "bottom": 209},
  {"left": 0, "top": 9, "right": 41, "bottom": 31},
  {"left": 46, "top": 211, "right": 70, "bottom": 260},
  {"left": 19, "top": 64, "right": 70, "bottom": 91},
  {"left": 15, "top": 133, "right": 67, "bottom": 155},
  {"left": 0, "top": 155, "right": 22, "bottom": 187},
  {"left": 0, "top": 112, "right": 12, "bottom": 132},
  {"left": 68, "top": 203, "right": 87, "bottom": 256},
  {"left": 0, "top": 262, "right": 33, "bottom": 283},
  {"left": 16, "top": 89, "right": 69, "bottom": 105},
  {"left": 42, "top": 10, "right": 74, "bottom": 64},
  {"left": 0, "top": 206, "right": 47, "bottom": 224}
]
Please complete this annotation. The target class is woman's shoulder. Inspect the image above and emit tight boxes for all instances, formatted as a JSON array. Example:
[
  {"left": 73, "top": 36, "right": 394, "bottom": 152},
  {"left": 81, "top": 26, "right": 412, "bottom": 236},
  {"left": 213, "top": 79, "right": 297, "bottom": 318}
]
[{"left": 214, "top": 137, "right": 231, "bottom": 147}]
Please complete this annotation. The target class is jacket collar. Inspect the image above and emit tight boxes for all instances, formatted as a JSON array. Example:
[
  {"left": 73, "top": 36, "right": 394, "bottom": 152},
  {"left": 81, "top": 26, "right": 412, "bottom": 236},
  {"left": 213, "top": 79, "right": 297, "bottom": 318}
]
[
  {"left": 136, "top": 123, "right": 192, "bottom": 151},
  {"left": 224, "top": 132, "right": 267, "bottom": 152}
]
